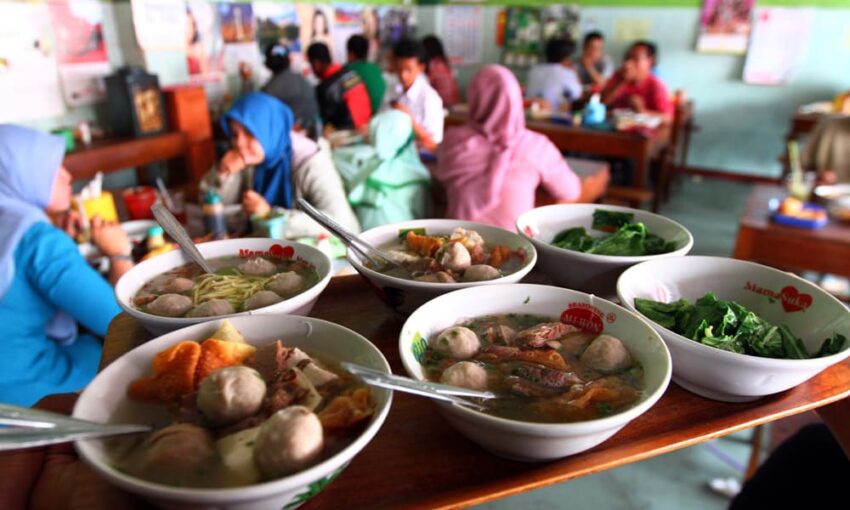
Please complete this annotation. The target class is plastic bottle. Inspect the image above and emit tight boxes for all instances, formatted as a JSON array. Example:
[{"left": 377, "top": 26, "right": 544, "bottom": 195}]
[
  {"left": 583, "top": 93, "right": 606, "bottom": 126},
  {"left": 203, "top": 189, "right": 228, "bottom": 239},
  {"left": 146, "top": 225, "right": 165, "bottom": 251}
]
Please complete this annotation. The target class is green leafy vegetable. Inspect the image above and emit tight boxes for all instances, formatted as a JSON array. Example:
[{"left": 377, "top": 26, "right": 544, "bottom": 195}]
[
  {"left": 634, "top": 293, "right": 847, "bottom": 360},
  {"left": 552, "top": 209, "right": 677, "bottom": 256}
]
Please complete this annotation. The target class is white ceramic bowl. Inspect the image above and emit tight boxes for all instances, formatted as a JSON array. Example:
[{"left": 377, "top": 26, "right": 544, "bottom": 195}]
[
  {"left": 617, "top": 256, "right": 850, "bottom": 402},
  {"left": 348, "top": 219, "right": 537, "bottom": 314},
  {"left": 516, "top": 204, "right": 693, "bottom": 297},
  {"left": 399, "top": 284, "right": 671, "bottom": 461},
  {"left": 73, "top": 315, "right": 392, "bottom": 510},
  {"left": 115, "top": 238, "right": 332, "bottom": 335}
]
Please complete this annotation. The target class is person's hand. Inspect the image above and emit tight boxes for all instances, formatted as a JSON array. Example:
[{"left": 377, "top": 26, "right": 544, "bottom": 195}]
[
  {"left": 59, "top": 209, "right": 83, "bottom": 240},
  {"left": 0, "top": 394, "right": 145, "bottom": 510},
  {"left": 242, "top": 190, "right": 271, "bottom": 217},
  {"left": 629, "top": 95, "right": 646, "bottom": 113},
  {"left": 818, "top": 170, "right": 838, "bottom": 185},
  {"left": 91, "top": 216, "right": 131, "bottom": 257},
  {"left": 219, "top": 150, "right": 246, "bottom": 178},
  {"left": 238, "top": 61, "right": 253, "bottom": 81}
]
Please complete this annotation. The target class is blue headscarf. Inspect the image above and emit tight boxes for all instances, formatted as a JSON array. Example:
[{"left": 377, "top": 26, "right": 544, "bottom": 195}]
[
  {"left": 0, "top": 125, "right": 77, "bottom": 344},
  {"left": 222, "top": 93, "right": 295, "bottom": 208}
]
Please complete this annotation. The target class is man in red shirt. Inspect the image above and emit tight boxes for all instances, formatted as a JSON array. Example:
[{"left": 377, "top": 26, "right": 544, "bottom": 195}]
[
  {"left": 601, "top": 41, "right": 673, "bottom": 123},
  {"left": 307, "top": 42, "right": 372, "bottom": 132}
]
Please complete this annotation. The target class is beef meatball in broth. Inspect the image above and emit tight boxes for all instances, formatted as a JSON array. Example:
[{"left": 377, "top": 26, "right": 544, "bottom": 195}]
[
  {"left": 414, "top": 271, "right": 455, "bottom": 283},
  {"left": 267, "top": 271, "right": 305, "bottom": 297},
  {"left": 461, "top": 264, "right": 500, "bottom": 282},
  {"left": 432, "top": 326, "right": 480, "bottom": 359},
  {"left": 197, "top": 366, "right": 267, "bottom": 425},
  {"left": 441, "top": 361, "right": 488, "bottom": 390},
  {"left": 163, "top": 277, "right": 194, "bottom": 294},
  {"left": 187, "top": 298, "right": 235, "bottom": 318},
  {"left": 238, "top": 257, "right": 278, "bottom": 276},
  {"left": 147, "top": 294, "right": 193, "bottom": 317},
  {"left": 254, "top": 406, "right": 324, "bottom": 478},
  {"left": 244, "top": 290, "right": 283, "bottom": 310},
  {"left": 140, "top": 423, "right": 216, "bottom": 473},
  {"left": 581, "top": 334, "right": 634, "bottom": 374}
]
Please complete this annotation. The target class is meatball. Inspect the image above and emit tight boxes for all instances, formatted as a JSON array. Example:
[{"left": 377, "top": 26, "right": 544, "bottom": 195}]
[
  {"left": 438, "top": 242, "right": 471, "bottom": 273},
  {"left": 141, "top": 423, "right": 215, "bottom": 473},
  {"left": 441, "top": 361, "right": 488, "bottom": 390},
  {"left": 254, "top": 406, "right": 324, "bottom": 478},
  {"left": 187, "top": 298, "right": 235, "bottom": 318},
  {"left": 414, "top": 271, "right": 455, "bottom": 283},
  {"left": 238, "top": 257, "right": 278, "bottom": 276},
  {"left": 581, "top": 334, "right": 634, "bottom": 374},
  {"left": 267, "top": 271, "right": 305, "bottom": 297},
  {"left": 244, "top": 290, "right": 283, "bottom": 311},
  {"left": 163, "top": 277, "right": 194, "bottom": 294},
  {"left": 146, "top": 294, "right": 193, "bottom": 317},
  {"left": 146, "top": 274, "right": 174, "bottom": 293},
  {"left": 197, "top": 366, "right": 267, "bottom": 425},
  {"left": 432, "top": 326, "right": 480, "bottom": 359},
  {"left": 461, "top": 264, "right": 500, "bottom": 282}
]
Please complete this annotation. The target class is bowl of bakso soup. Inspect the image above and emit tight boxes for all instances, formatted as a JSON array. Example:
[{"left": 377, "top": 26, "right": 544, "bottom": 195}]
[
  {"left": 516, "top": 204, "right": 692, "bottom": 297},
  {"left": 399, "top": 284, "right": 671, "bottom": 461},
  {"left": 348, "top": 219, "right": 537, "bottom": 314},
  {"left": 618, "top": 256, "right": 850, "bottom": 402},
  {"left": 73, "top": 315, "right": 392, "bottom": 510},
  {"left": 115, "top": 238, "right": 332, "bottom": 335}
]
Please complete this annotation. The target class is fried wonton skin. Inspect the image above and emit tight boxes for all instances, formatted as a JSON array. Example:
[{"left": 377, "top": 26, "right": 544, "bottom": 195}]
[
  {"left": 128, "top": 342, "right": 202, "bottom": 402},
  {"left": 194, "top": 339, "right": 256, "bottom": 386}
]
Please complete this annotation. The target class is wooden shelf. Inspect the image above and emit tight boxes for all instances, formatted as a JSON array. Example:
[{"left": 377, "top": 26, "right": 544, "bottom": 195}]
[{"left": 63, "top": 131, "right": 188, "bottom": 180}]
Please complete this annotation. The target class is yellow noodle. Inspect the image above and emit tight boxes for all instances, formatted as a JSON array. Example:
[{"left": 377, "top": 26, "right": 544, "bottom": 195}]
[{"left": 192, "top": 273, "right": 270, "bottom": 310}]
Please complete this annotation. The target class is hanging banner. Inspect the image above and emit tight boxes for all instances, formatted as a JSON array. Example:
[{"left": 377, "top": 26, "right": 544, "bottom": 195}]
[
  {"left": 186, "top": 1, "right": 225, "bottom": 82},
  {"left": 333, "top": 4, "right": 364, "bottom": 64},
  {"left": 131, "top": 0, "right": 186, "bottom": 52},
  {"left": 501, "top": 7, "right": 542, "bottom": 68},
  {"left": 696, "top": 0, "right": 755, "bottom": 54},
  {"left": 219, "top": 2, "right": 255, "bottom": 44},
  {"left": 743, "top": 8, "right": 814, "bottom": 85},
  {"left": 0, "top": 2, "right": 65, "bottom": 121},
  {"left": 441, "top": 6, "right": 483, "bottom": 66}
]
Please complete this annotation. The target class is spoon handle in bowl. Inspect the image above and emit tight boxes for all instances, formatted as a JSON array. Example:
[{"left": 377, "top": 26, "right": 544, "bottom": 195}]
[
  {"left": 0, "top": 425, "right": 151, "bottom": 451},
  {"left": 152, "top": 203, "right": 216, "bottom": 274},
  {"left": 341, "top": 362, "right": 497, "bottom": 403}
]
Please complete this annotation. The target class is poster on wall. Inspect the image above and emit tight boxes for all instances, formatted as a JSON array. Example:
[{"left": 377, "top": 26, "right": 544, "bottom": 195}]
[
  {"left": 333, "top": 4, "right": 364, "bottom": 64},
  {"left": 696, "top": 0, "right": 755, "bottom": 54},
  {"left": 299, "top": 4, "right": 334, "bottom": 62},
  {"left": 130, "top": 0, "right": 186, "bottom": 52},
  {"left": 253, "top": 1, "right": 306, "bottom": 74},
  {"left": 186, "top": 1, "right": 224, "bottom": 82},
  {"left": 502, "top": 7, "right": 542, "bottom": 68},
  {"left": 541, "top": 5, "right": 580, "bottom": 43},
  {"left": 441, "top": 6, "right": 483, "bottom": 66},
  {"left": 47, "top": 0, "right": 111, "bottom": 106},
  {"left": 219, "top": 3, "right": 255, "bottom": 44},
  {"left": 0, "top": 2, "right": 65, "bottom": 122},
  {"left": 743, "top": 8, "right": 814, "bottom": 85}
]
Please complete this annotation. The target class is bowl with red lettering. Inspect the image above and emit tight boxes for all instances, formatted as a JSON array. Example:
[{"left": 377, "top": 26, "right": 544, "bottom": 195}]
[
  {"left": 115, "top": 238, "right": 332, "bottom": 335},
  {"left": 399, "top": 284, "right": 671, "bottom": 461},
  {"left": 617, "top": 256, "right": 850, "bottom": 402}
]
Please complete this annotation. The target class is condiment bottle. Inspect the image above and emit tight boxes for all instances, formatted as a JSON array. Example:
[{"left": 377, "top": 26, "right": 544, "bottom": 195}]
[
  {"left": 146, "top": 225, "right": 165, "bottom": 251},
  {"left": 583, "top": 93, "right": 606, "bottom": 126},
  {"left": 203, "top": 189, "right": 228, "bottom": 239}
]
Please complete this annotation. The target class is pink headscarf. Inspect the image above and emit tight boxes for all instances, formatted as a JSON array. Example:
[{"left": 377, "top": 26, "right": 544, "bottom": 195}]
[{"left": 436, "top": 65, "right": 574, "bottom": 225}]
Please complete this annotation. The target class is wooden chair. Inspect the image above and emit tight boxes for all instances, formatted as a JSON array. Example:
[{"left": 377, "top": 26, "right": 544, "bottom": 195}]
[{"left": 655, "top": 98, "right": 695, "bottom": 206}]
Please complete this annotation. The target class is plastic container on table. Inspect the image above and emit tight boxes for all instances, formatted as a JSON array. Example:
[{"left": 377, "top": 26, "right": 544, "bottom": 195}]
[
  {"left": 769, "top": 198, "right": 828, "bottom": 229},
  {"left": 122, "top": 186, "right": 158, "bottom": 220}
]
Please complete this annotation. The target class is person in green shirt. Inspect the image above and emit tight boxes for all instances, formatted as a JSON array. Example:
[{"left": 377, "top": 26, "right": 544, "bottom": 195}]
[{"left": 347, "top": 34, "right": 386, "bottom": 115}]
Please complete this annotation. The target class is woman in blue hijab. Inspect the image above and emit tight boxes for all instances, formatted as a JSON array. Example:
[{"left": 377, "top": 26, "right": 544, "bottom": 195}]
[
  {"left": 209, "top": 92, "right": 360, "bottom": 237},
  {"left": 0, "top": 125, "right": 129, "bottom": 406}
]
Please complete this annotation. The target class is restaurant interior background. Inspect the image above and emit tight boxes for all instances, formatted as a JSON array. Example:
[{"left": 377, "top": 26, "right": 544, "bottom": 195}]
[
  {"left": 16, "top": 0, "right": 850, "bottom": 182},
  {"left": 2, "top": 1, "right": 848, "bottom": 509}
]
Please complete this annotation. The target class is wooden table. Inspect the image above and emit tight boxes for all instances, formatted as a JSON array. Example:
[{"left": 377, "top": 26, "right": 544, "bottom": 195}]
[
  {"left": 733, "top": 184, "right": 850, "bottom": 278},
  {"left": 102, "top": 275, "right": 850, "bottom": 510},
  {"left": 445, "top": 112, "right": 671, "bottom": 194}
]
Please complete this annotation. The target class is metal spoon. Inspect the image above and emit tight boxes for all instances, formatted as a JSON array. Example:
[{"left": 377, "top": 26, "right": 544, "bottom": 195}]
[
  {"left": 0, "top": 404, "right": 151, "bottom": 451},
  {"left": 296, "top": 199, "right": 400, "bottom": 270},
  {"left": 151, "top": 202, "right": 215, "bottom": 274},
  {"left": 341, "top": 362, "right": 496, "bottom": 412}
]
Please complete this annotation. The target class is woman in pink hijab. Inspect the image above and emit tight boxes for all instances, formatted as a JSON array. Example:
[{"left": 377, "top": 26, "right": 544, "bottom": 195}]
[{"left": 435, "top": 65, "right": 580, "bottom": 230}]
